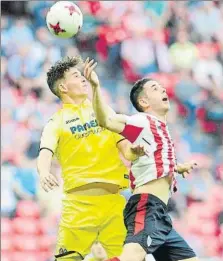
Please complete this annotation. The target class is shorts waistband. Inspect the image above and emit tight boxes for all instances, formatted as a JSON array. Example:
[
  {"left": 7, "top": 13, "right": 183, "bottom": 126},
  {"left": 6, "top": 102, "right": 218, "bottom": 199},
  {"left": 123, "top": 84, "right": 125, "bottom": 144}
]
[{"left": 130, "top": 193, "right": 168, "bottom": 211}]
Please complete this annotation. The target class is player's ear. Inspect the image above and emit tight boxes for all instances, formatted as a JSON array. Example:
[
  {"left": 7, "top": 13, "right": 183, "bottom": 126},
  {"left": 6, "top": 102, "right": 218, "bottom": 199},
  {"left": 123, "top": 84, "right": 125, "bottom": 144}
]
[
  {"left": 58, "top": 83, "right": 68, "bottom": 94},
  {"left": 138, "top": 97, "right": 150, "bottom": 109}
]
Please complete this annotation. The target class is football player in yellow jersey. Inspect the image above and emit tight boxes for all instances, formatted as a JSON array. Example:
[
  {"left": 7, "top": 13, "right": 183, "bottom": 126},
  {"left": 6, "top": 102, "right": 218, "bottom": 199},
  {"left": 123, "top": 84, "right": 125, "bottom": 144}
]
[{"left": 37, "top": 56, "right": 145, "bottom": 261}]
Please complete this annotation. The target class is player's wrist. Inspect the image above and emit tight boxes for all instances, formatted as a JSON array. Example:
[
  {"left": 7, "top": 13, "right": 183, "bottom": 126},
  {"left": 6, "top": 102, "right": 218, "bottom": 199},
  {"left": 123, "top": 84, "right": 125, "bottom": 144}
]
[
  {"left": 176, "top": 163, "right": 183, "bottom": 173},
  {"left": 38, "top": 170, "right": 50, "bottom": 177}
]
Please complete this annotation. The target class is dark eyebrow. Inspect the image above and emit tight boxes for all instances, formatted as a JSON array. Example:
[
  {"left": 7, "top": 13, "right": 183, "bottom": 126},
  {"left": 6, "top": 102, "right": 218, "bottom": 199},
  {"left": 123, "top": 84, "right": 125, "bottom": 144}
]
[
  {"left": 151, "top": 84, "right": 157, "bottom": 88},
  {"left": 72, "top": 72, "right": 79, "bottom": 75}
]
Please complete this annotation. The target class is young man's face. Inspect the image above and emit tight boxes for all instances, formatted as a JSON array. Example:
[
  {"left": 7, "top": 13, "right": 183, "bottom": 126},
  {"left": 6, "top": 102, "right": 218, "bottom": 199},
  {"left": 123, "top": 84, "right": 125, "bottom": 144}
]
[
  {"left": 139, "top": 80, "right": 170, "bottom": 114},
  {"left": 62, "top": 67, "right": 89, "bottom": 98}
]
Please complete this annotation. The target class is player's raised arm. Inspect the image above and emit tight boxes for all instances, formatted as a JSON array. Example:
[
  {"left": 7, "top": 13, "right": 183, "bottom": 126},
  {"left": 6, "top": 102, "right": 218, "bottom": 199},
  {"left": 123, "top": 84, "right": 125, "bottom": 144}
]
[{"left": 83, "top": 58, "right": 127, "bottom": 133}]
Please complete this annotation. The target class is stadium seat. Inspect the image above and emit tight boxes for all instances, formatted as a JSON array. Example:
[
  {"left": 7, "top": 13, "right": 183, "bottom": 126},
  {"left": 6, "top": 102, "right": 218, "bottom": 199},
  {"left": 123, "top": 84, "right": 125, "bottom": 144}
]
[
  {"left": 39, "top": 250, "right": 53, "bottom": 261},
  {"left": 39, "top": 235, "right": 56, "bottom": 251},
  {"left": 196, "top": 43, "right": 220, "bottom": 58},
  {"left": 196, "top": 107, "right": 206, "bottom": 120},
  {"left": 121, "top": 59, "right": 140, "bottom": 83},
  {"left": 200, "top": 220, "right": 218, "bottom": 236},
  {"left": 13, "top": 235, "right": 39, "bottom": 251},
  {"left": 200, "top": 120, "right": 218, "bottom": 133},
  {"left": 1, "top": 252, "right": 12, "bottom": 261},
  {"left": 1, "top": 218, "right": 13, "bottom": 235},
  {"left": 201, "top": 237, "right": 222, "bottom": 257},
  {"left": 177, "top": 102, "right": 188, "bottom": 117},
  {"left": 1, "top": 235, "right": 13, "bottom": 251},
  {"left": 11, "top": 251, "right": 40, "bottom": 261},
  {"left": 39, "top": 216, "right": 59, "bottom": 235},
  {"left": 16, "top": 200, "right": 40, "bottom": 219},
  {"left": 13, "top": 217, "right": 40, "bottom": 235}
]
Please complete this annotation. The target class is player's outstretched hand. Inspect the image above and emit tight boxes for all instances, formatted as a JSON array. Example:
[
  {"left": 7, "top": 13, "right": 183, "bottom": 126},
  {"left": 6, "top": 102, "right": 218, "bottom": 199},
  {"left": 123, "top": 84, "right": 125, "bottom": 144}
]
[
  {"left": 177, "top": 161, "right": 197, "bottom": 178},
  {"left": 83, "top": 57, "right": 99, "bottom": 88},
  {"left": 39, "top": 172, "right": 59, "bottom": 192}
]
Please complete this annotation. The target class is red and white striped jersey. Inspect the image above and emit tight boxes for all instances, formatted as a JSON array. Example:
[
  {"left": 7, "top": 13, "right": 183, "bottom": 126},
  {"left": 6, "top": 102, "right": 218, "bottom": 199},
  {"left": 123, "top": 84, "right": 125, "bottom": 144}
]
[{"left": 120, "top": 113, "right": 178, "bottom": 193}]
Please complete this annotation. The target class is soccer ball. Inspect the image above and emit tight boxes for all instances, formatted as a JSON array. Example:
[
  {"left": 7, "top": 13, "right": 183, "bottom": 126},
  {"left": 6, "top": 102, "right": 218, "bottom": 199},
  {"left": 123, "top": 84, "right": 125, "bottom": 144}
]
[{"left": 46, "top": 1, "right": 83, "bottom": 38}]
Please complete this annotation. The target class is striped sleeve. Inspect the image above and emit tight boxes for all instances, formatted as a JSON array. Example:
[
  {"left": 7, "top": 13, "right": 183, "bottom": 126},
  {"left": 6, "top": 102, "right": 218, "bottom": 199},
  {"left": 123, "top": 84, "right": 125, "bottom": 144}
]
[{"left": 120, "top": 114, "right": 144, "bottom": 143}]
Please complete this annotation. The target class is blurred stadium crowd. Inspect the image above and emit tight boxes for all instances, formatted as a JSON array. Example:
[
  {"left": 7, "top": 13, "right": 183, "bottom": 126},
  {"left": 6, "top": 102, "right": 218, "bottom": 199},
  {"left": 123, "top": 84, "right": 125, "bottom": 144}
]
[{"left": 1, "top": 1, "right": 223, "bottom": 261}]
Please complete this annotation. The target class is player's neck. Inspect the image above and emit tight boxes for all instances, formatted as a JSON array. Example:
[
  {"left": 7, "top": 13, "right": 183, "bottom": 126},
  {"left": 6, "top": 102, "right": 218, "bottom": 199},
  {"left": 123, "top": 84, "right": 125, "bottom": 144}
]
[
  {"left": 62, "top": 95, "right": 87, "bottom": 106},
  {"left": 145, "top": 110, "right": 167, "bottom": 123}
]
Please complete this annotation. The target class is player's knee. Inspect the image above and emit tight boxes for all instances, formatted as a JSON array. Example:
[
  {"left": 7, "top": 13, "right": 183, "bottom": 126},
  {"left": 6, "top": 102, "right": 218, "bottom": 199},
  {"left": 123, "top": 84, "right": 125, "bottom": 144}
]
[{"left": 119, "top": 243, "right": 146, "bottom": 261}]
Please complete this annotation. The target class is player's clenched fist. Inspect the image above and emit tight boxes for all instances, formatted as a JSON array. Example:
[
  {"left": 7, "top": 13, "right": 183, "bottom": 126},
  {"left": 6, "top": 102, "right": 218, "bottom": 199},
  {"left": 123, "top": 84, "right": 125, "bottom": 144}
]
[{"left": 39, "top": 172, "right": 59, "bottom": 192}]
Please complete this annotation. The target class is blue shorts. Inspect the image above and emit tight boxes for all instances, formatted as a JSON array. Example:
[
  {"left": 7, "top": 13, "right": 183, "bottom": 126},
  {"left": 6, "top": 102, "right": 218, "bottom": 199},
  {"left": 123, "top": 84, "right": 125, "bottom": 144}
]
[{"left": 124, "top": 194, "right": 196, "bottom": 261}]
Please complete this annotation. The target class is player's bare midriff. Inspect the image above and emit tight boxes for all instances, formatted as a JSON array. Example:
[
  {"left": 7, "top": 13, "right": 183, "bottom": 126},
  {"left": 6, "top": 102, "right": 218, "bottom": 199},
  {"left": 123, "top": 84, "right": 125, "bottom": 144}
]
[
  {"left": 67, "top": 182, "right": 120, "bottom": 195},
  {"left": 67, "top": 176, "right": 171, "bottom": 202},
  {"left": 133, "top": 175, "right": 172, "bottom": 205}
]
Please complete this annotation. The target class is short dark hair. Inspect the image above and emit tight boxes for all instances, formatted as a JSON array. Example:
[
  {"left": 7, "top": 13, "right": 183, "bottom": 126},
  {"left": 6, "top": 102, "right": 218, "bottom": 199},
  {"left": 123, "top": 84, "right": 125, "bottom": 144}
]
[
  {"left": 47, "top": 56, "right": 82, "bottom": 97},
  {"left": 130, "top": 78, "right": 152, "bottom": 112}
]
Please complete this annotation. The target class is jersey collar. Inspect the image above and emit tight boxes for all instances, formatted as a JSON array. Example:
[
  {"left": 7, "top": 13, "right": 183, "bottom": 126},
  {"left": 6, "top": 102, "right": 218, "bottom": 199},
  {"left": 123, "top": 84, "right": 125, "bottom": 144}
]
[
  {"left": 143, "top": 113, "right": 167, "bottom": 125},
  {"left": 63, "top": 99, "right": 91, "bottom": 109}
]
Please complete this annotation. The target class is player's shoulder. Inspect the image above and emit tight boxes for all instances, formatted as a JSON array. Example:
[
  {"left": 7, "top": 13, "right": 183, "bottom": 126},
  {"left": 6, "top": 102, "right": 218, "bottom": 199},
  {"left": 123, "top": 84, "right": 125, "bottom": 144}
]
[
  {"left": 127, "top": 113, "right": 147, "bottom": 124},
  {"left": 46, "top": 109, "right": 63, "bottom": 125}
]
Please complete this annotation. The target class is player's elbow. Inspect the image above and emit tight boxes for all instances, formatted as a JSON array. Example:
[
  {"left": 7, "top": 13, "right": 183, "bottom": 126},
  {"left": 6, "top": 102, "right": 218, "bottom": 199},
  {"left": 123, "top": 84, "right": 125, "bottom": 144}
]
[
  {"left": 97, "top": 117, "right": 110, "bottom": 129},
  {"left": 96, "top": 118, "right": 105, "bottom": 127}
]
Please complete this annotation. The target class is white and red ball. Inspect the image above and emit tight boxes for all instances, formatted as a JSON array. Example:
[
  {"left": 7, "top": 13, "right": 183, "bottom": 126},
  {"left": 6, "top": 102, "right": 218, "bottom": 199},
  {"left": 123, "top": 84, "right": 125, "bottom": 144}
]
[{"left": 46, "top": 1, "right": 83, "bottom": 38}]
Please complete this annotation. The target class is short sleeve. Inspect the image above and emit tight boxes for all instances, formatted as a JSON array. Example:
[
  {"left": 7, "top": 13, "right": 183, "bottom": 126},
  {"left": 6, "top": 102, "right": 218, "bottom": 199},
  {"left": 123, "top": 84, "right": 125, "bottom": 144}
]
[
  {"left": 113, "top": 133, "right": 126, "bottom": 144},
  {"left": 39, "top": 114, "right": 61, "bottom": 154},
  {"left": 120, "top": 114, "right": 145, "bottom": 143}
]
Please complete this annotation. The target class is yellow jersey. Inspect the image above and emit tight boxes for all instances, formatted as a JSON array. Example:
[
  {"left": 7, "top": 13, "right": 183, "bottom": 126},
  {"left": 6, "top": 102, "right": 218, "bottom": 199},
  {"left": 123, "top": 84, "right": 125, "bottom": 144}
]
[{"left": 40, "top": 99, "right": 128, "bottom": 192}]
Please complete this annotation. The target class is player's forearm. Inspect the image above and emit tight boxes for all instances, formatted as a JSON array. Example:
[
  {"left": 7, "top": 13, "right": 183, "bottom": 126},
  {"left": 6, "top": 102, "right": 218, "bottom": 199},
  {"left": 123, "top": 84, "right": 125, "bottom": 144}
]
[
  {"left": 37, "top": 149, "right": 53, "bottom": 175},
  {"left": 92, "top": 85, "right": 114, "bottom": 127}
]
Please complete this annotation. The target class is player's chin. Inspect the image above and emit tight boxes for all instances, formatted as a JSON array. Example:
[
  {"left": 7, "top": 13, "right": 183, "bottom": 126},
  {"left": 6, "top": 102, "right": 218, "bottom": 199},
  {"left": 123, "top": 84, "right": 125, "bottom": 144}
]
[
  {"left": 82, "top": 84, "right": 89, "bottom": 92},
  {"left": 81, "top": 87, "right": 89, "bottom": 95},
  {"left": 162, "top": 103, "right": 170, "bottom": 112}
]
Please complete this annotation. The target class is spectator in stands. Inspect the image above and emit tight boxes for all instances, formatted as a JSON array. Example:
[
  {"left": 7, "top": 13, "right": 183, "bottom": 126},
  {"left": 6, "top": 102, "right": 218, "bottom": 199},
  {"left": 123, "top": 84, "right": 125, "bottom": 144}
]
[
  {"left": 175, "top": 69, "right": 204, "bottom": 124},
  {"left": 193, "top": 46, "right": 223, "bottom": 89},
  {"left": 189, "top": 2, "right": 222, "bottom": 42},
  {"left": 7, "top": 18, "right": 34, "bottom": 49},
  {"left": 169, "top": 30, "right": 198, "bottom": 70},
  {"left": 203, "top": 78, "right": 223, "bottom": 141},
  {"left": 216, "top": 34, "right": 223, "bottom": 66},
  {"left": 144, "top": 1, "right": 169, "bottom": 19},
  {"left": 26, "top": 1, "right": 52, "bottom": 28},
  {"left": 152, "top": 30, "right": 172, "bottom": 73},
  {"left": 11, "top": 152, "right": 38, "bottom": 201},
  {"left": 120, "top": 24, "right": 158, "bottom": 76},
  {"left": 1, "top": 161, "right": 17, "bottom": 217},
  {"left": 13, "top": 167, "right": 38, "bottom": 201}
]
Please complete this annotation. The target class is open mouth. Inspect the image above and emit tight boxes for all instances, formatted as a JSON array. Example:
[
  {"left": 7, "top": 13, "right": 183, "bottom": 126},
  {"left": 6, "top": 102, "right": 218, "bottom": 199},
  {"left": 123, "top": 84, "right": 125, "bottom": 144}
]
[{"left": 162, "top": 97, "right": 168, "bottom": 101}]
